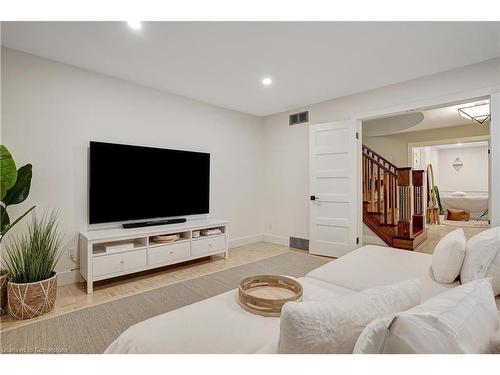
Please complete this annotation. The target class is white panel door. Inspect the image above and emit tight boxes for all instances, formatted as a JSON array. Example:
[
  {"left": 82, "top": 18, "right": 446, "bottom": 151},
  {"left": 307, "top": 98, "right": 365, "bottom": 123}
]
[{"left": 309, "top": 121, "right": 358, "bottom": 257}]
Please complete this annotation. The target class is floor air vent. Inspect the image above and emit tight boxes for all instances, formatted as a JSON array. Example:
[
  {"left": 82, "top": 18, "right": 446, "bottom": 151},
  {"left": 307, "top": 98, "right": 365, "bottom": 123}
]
[
  {"left": 289, "top": 236, "right": 309, "bottom": 251},
  {"left": 289, "top": 111, "right": 309, "bottom": 125}
]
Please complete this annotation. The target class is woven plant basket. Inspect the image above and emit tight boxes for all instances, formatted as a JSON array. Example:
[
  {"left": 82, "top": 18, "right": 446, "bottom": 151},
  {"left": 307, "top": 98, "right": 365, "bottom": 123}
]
[
  {"left": 0, "top": 273, "right": 7, "bottom": 316},
  {"left": 7, "top": 272, "right": 57, "bottom": 320}
]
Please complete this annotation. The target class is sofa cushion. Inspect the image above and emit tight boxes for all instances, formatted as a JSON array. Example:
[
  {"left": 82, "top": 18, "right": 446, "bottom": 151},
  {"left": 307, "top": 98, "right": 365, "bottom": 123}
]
[
  {"left": 307, "top": 245, "right": 456, "bottom": 300},
  {"left": 354, "top": 278, "right": 499, "bottom": 354},
  {"left": 278, "top": 279, "right": 421, "bottom": 354},
  {"left": 461, "top": 227, "right": 500, "bottom": 295},
  {"left": 431, "top": 228, "right": 466, "bottom": 283},
  {"left": 299, "top": 276, "right": 354, "bottom": 300},
  {"left": 104, "top": 276, "right": 352, "bottom": 354}
]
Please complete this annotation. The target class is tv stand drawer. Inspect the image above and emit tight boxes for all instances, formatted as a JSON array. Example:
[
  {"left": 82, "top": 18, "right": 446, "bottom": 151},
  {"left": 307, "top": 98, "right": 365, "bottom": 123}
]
[
  {"left": 149, "top": 242, "right": 191, "bottom": 266},
  {"left": 93, "top": 249, "right": 147, "bottom": 277},
  {"left": 192, "top": 235, "right": 226, "bottom": 256}
]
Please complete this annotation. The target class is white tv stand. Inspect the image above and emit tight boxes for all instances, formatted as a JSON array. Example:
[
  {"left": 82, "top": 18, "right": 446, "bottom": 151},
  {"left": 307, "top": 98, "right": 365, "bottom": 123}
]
[{"left": 79, "top": 219, "right": 229, "bottom": 294}]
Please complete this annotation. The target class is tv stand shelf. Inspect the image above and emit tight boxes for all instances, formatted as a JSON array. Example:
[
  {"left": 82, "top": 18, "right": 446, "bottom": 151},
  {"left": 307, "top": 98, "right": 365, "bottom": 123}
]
[{"left": 79, "top": 219, "right": 229, "bottom": 293}]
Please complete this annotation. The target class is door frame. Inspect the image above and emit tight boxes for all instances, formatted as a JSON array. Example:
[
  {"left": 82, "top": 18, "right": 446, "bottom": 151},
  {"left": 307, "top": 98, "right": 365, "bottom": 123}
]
[
  {"left": 351, "top": 85, "right": 500, "bottom": 244},
  {"left": 408, "top": 136, "right": 491, "bottom": 222}
]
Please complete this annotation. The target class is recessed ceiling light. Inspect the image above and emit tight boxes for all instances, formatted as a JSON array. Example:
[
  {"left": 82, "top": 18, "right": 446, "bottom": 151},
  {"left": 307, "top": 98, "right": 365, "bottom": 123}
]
[
  {"left": 261, "top": 77, "right": 273, "bottom": 86},
  {"left": 456, "top": 143, "right": 462, "bottom": 146},
  {"left": 127, "top": 21, "right": 142, "bottom": 31}
]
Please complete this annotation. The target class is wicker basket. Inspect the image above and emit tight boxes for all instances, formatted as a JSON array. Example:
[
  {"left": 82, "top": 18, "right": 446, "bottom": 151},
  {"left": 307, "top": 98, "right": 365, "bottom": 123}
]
[
  {"left": 238, "top": 274, "right": 303, "bottom": 317},
  {"left": 0, "top": 273, "right": 7, "bottom": 316},
  {"left": 7, "top": 272, "right": 57, "bottom": 320}
]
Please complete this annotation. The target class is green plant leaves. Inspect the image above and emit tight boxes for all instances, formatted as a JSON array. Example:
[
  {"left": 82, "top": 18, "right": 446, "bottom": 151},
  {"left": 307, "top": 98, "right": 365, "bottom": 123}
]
[
  {"left": 1, "top": 205, "right": 35, "bottom": 237},
  {"left": 434, "top": 185, "right": 444, "bottom": 215},
  {"left": 0, "top": 205, "right": 10, "bottom": 232},
  {"left": 0, "top": 145, "right": 35, "bottom": 240},
  {"left": 1, "top": 211, "right": 63, "bottom": 283},
  {"left": 0, "top": 145, "right": 18, "bottom": 199},
  {"left": 3, "top": 164, "right": 32, "bottom": 206}
]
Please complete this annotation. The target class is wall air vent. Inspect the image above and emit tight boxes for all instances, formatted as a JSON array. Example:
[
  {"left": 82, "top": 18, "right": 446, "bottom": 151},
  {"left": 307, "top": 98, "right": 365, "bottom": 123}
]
[{"left": 289, "top": 111, "right": 309, "bottom": 126}]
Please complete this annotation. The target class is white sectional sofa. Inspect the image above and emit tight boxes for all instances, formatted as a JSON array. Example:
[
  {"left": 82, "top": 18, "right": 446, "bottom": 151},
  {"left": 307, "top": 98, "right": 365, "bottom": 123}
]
[{"left": 105, "top": 244, "right": 487, "bottom": 354}]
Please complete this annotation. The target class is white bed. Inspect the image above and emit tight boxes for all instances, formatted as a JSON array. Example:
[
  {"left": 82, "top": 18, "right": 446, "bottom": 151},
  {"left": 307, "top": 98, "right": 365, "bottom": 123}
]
[
  {"left": 104, "top": 245, "right": 456, "bottom": 354},
  {"left": 441, "top": 195, "right": 489, "bottom": 219}
]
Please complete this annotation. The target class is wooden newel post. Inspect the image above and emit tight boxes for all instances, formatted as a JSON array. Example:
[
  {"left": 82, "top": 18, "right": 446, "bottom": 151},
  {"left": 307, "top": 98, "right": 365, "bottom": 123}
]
[
  {"left": 412, "top": 170, "right": 425, "bottom": 235},
  {"left": 396, "top": 168, "right": 412, "bottom": 239}
]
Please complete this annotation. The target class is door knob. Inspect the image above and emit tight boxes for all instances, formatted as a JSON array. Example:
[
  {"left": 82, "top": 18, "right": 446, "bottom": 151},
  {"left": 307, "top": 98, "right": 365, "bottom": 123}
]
[{"left": 310, "top": 195, "right": 318, "bottom": 201}]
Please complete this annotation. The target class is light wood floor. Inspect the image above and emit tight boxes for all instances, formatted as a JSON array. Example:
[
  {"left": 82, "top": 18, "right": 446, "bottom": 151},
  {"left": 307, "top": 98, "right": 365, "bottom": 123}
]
[
  {"left": 364, "top": 216, "right": 487, "bottom": 254},
  {"left": 416, "top": 221, "right": 487, "bottom": 254},
  {"left": 0, "top": 222, "right": 488, "bottom": 333},
  {"left": 0, "top": 241, "right": 294, "bottom": 332}
]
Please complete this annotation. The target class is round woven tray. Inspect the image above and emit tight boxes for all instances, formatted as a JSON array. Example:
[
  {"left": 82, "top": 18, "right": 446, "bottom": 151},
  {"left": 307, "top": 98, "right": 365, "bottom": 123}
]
[
  {"left": 238, "top": 274, "right": 303, "bottom": 317},
  {"left": 151, "top": 234, "right": 180, "bottom": 243}
]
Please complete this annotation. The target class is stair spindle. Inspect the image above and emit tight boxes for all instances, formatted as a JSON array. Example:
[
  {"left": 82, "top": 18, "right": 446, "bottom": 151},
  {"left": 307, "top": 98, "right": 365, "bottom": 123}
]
[{"left": 383, "top": 170, "right": 388, "bottom": 225}]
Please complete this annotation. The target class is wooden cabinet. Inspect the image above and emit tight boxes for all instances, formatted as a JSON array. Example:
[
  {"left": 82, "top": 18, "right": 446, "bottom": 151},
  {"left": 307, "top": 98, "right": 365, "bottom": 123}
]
[
  {"left": 148, "top": 241, "right": 191, "bottom": 266},
  {"left": 79, "top": 219, "right": 228, "bottom": 293},
  {"left": 93, "top": 249, "right": 147, "bottom": 277},
  {"left": 191, "top": 235, "right": 226, "bottom": 256}
]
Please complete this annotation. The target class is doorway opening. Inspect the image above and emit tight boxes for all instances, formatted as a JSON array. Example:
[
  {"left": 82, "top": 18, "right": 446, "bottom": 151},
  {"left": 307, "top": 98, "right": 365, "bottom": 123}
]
[{"left": 360, "top": 98, "right": 491, "bottom": 253}]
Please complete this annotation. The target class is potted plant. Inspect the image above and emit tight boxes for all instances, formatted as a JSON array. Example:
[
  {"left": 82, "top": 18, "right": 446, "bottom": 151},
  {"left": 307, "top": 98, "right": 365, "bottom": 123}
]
[
  {"left": 0, "top": 144, "right": 35, "bottom": 316},
  {"left": 0, "top": 144, "right": 35, "bottom": 243},
  {"left": 2, "top": 212, "right": 63, "bottom": 320},
  {"left": 0, "top": 269, "right": 7, "bottom": 316}
]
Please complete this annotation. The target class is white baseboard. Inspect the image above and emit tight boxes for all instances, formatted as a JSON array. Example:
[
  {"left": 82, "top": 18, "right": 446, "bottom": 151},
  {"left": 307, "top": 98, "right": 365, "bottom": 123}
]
[
  {"left": 229, "top": 233, "right": 291, "bottom": 248},
  {"left": 262, "top": 234, "right": 289, "bottom": 246},
  {"left": 228, "top": 234, "right": 264, "bottom": 248},
  {"left": 56, "top": 269, "right": 83, "bottom": 286},
  {"left": 362, "top": 234, "right": 387, "bottom": 247}
]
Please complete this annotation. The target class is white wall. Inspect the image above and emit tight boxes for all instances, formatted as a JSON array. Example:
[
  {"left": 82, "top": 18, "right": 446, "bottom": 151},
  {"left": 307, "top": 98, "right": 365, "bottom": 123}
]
[
  {"left": 1, "top": 48, "right": 264, "bottom": 284},
  {"left": 437, "top": 145, "right": 489, "bottom": 195},
  {"left": 262, "top": 58, "right": 500, "bottom": 243},
  {"left": 2, "top": 47, "right": 500, "bottom": 283},
  {"left": 363, "top": 123, "right": 489, "bottom": 167}
]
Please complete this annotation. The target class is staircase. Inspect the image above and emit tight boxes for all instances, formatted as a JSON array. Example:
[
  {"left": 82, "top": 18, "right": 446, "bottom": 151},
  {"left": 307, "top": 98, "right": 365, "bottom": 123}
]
[{"left": 362, "top": 145, "right": 427, "bottom": 250}]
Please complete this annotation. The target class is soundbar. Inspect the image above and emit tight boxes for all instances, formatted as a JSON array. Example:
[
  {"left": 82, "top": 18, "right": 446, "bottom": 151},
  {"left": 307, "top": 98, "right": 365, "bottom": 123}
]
[{"left": 122, "top": 218, "right": 187, "bottom": 229}]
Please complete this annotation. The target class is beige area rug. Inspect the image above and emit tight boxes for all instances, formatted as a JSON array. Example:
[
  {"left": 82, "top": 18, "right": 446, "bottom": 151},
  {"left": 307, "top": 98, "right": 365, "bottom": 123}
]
[
  {"left": 441, "top": 219, "right": 490, "bottom": 228},
  {"left": 0, "top": 251, "right": 328, "bottom": 354}
]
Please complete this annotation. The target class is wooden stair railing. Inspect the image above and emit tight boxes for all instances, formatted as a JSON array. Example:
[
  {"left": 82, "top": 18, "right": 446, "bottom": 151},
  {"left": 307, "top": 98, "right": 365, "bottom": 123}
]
[
  {"left": 362, "top": 145, "right": 427, "bottom": 250},
  {"left": 362, "top": 146, "right": 398, "bottom": 226}
]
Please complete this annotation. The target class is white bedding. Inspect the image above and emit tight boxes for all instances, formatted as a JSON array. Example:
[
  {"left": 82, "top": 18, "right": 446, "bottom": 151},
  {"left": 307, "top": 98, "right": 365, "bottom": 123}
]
[
  {"left": 441, "top": 195, "right": 488, "bottom": 218},
  {"left": 104, "top": 277, "right": 353, "bottom": 354},
  {"left": 307, "top": 245, "right": 457, "bottom": 300},
  {"left": 105, "top": 245, "right": 454, "bottom": 354}
]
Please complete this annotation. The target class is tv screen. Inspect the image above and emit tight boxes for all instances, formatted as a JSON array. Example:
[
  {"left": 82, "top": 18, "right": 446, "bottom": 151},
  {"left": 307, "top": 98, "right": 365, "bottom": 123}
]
[{"left": 89, "top": 141, "right": 210, "bottom": 224}]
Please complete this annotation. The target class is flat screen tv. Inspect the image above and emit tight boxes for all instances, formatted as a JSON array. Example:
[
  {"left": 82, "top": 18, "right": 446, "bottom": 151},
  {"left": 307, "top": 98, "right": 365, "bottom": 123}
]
[{"left": 89, "top": 141, "right": 210, "bottom": 224}]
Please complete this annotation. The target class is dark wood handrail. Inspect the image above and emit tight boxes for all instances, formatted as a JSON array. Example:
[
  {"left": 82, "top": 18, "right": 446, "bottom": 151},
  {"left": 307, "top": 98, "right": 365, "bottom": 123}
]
[
  {"left": 364, "top": 156, "right": 397, "bottom": 176},
  {"left": 362, "top": 145, "right": 398, "bottom": 170},
  {"left": 362, "top": 149, "right": 397, "bottom": 176}
]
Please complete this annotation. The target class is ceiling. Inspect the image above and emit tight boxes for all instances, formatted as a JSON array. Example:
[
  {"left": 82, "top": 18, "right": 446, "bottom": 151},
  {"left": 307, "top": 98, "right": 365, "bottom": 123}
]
[
  {"left": 2, "top": 22, "right": 499, "bottom": 116},
  {"left": 428, "top": 141, "right": 488, "bottom": 150},
  {"left": 363, "top": 99, "right": 490, "bottom": 136},
  {"left": 405, "top": 100, "right": 490, "bottom": 132}
]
